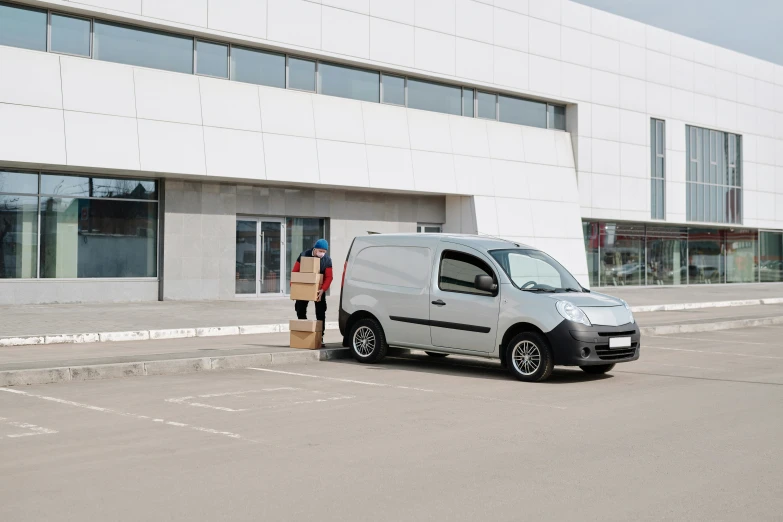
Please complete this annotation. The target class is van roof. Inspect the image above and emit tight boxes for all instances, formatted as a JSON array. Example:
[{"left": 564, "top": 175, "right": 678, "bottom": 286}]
[{"left": 356, "top": 233, "right": 534, "bottom": 250}]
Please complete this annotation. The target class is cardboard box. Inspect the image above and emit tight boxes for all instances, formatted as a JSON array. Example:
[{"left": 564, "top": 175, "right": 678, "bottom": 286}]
[
  {"left": 290, "top": 282, "right": 320, "bottom": 301},
  {"left": 299, "top": 256, "right": 320, "bottom": 274},
  {"left": 289, "top": 320, "right": 323, "bottom": 333},
  {"left": 290, "top": 330, "right": 323, "bottom": 349},
  {"left": 290, "top": 272, "right": 320, "bottom": 284}
]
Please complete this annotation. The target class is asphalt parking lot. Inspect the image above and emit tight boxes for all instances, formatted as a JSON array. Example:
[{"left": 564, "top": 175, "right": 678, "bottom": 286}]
[{"left": 2, "top": 326, "right": 782, "bottom": 521}]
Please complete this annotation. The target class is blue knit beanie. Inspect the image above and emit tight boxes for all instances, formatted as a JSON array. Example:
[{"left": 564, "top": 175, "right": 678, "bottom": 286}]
[{"left": 314, "top": 239, "right": 328, "bottom": 250}]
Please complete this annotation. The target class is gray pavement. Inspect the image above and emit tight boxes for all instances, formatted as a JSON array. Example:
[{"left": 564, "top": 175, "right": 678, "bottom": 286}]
[
  {"left": 1, "top": 325, "right": 781, "bottom": 521},
  {"left": 599, "top": 282, "right": 783, "bottom": 306}
]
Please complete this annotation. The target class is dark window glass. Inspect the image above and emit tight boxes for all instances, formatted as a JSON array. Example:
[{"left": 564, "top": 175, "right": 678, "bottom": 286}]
[
  {"left": 686, "top": 125, "right": 742, "bottom": 224},
  {"left": 760, "top": 232, "right": 783, "bottom": 283},
  {"left": 477, "top": 92, "right": 496, "bottom": 119},
  {"left": 40, "top": 197, "right": 158, "bottom": 278},
  {"left": 288, "top": 57, "right": 315, "bottom": 91},
  {"left": 499, "top": 96, "right": 546, "bottom": 128},
  {"left": 0, "top": 171, "right": 38, "bottom": 194},
  {"left": 93, "top": 21, "right": 193, "bottom": 74},
  {"left": 230, "top": 46, "right": 285, "bottom": 87},
  {"left": 407, "top": 79, "right": 461, "bottom": 116},
  {"left": 462, "top": 89, "right": 474, "bottom": 117},
  {"left": 726, "top": 229, "right": 756, "bottom": 283},
  {"left": 0, "top": 195, "right": 38, "bottom": 278},
  {"left": 645, "top": 228, "right": 687, "bottom": 285},
  {"left": 651, "top": 119, "right": 666, "bottom": 220},
  {"left": 549, "top": 105, "right": 566, "bottom": 130},
  {"left": 40, "top": 174, "right": 90, "bottom": 197},
  {"left": 599, "top": 223, "right": 645, "bottom": 286},
  {"left": 583, "top": 221, "right": 600, "bottom": 287},
  {"left": 382, "top": 74, "right": 405, "bottom": 105},
  {"left": 439, "top": 250, "right": 495, "bottom": 296},
  {"left": 196, "top": 40, "right": 228, "bottom": 78},
  {"left": 687, "top": 228, "right": 725, "bottom": 284},
  {"left": 51, "top": 13, "right": 91, "bottom": 57},
  {"left": 41, "top": 175, "right": 157, "bottom": 200},
  {"left": 319, "top": 62, "right": 379, "bottom": 103},
  {"left": 0, "top": 3, "right": 46, "bottom": 51}
]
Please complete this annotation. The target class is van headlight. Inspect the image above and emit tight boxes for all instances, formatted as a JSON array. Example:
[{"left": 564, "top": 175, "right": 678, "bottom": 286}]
[
  {"left": 621, "top": 300, "right": 635, "bottom": 324},
  {"left": 556, "top": 301, "right": 591, "bottom": 326}
]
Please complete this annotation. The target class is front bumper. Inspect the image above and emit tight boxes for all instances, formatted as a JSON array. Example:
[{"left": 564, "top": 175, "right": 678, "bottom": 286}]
[{"left": 545, "top": 320, "right": 641, "bottom": 366}]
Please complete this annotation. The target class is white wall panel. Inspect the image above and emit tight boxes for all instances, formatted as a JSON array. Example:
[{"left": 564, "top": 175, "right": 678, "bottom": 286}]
[
  {"left": 669, "top": 150, "right": 686, "bottom": 183},
  {"left": 134, "top": 69, "right": 202, "bottom": 125},
  {"left": 495, "top": 197, "right": 534, "bottom": 236},
  {"left": 207, "top": 0, "right": 267, "bottom": 39},
  {"left": 365, "top": 145, "right": 415, "bottom": 190},
  {"left": 561, "top": 62, "right": 590, "bottom": 101},
  {"left": 323, "top": 0, "right": 370, "bottom": 14},
  {"left": 361, "top": 103, "right": 410, "bottom": 149},
  {"left": 577, "top": 137, "right": 592, "bottom": 171},
  {"left": 754, "top": 58, "right": 775, "bottom": 83},
  {"left": 646, "top": 83, "right": 671, "bottom": 118},
  {"left": 521, "top": 127, "right": 557, "bottom": 165},
  {"left": 529, "top": 55, "right": 561, "bottom": 95},
  {"left": 620, "top": 143, "right": 646, "bottom": 178},
  {"left": 671, "top": 88, "right": 695, "bottom": 121},
  {"left": 577, "top": 103, "right": 592, "bottom": 137},
  {"left": 137, "top": 120, "right": 205, "bottom": 175},
  {"left": 645, "top": 26, "right": 671, "bottom": 54},
  {"left": 737, "top": 74, "right": 756, "bottom": 106},
  {"left": 715, "top": 47, "right": 738, "bottom": 72},
  {"left": 71, "top": 0, "right": 141, "bottom": 14},
  {"left": 456, "top": 0, "right": 493, "bottom": 43},
  {"left": 267, "top": 0, "right": 321, "bottom": 49},
  {"left": 529, "top": 18, "right": 561, "bottom": 60},
  {"left": 414, "top": 28, "right": 456, "bottom": 75},
  {"left": 591, "top": 139, "right": 620, "bottom": 175},
  {"left": 591, "top": 35, "right": 619, "bottom": 73},
  {"left": 693, "top": 94, "right": 716, "bottom": 127},
  {"left": 411, "top": 150, "right": 457, "bottom": 193},
  {"left": 743, "top": 162, "right": 757, "bottom": 191},
  {"left": 561, "top": 27, "right": 591, "bottom": 67},
  {"left": 143, "top": 0, "right": 207, "bottom": 26},
  {"left": 693, "top": 63, "right": 716, "bottom": 97},
  {"left": 494, "top": 9, "right": 528, "bottom": 52},
  {"left": 756, "top": 164, "right": 776, "bottom": 192},
  {"left": 620, "top": 176, "right": 648, "bottom": 211},
  {"left": 776, "top": 85, "right": 783, "bottom": 113},
  {"left": 471, "top": 195, "right": 499, "bottom": 235},
  {"left": 619, "top": 76, "right": 646, "bottom": 113},
  {"left": 494, "top": 47, "right": 529, "bottom": 90},
  {"left": 0, "top": 47, "right": 62, "bottom": 110},
  {"left": 757, "top": 192, "right": 775, "bottom": 221},
  {"left": 669, "top": 120, "right": 686, "bottom": 151},
  {"left": 486, "top": 123, "right": 525, "bottom": 161},
  {"left": 591, "top": 173, "right": 620, "bottom": 208},
  {"left": 312, "top": 95, "right": 365, "bottom": 143},
  {"left": 258, "top": 88, "right": 315, "bottom": 138},
  {"left": 370, "top": 18, "right": 415, "bottom": 67},
  {"left": 646, "top": 50, "right": 670, "bottom": 85},
  {"left": 715, "top": 69, "right": 738, "bottom": 101},
  {"left": 619, "top": 42, "right": 645, "bottom": 80},
  {"left": 527, "top": 164, "right": 576, "bottom": 202},
  {"left": 757, "top": 137, "right": 776, "bottom": 166},
  {"left": 453, "top": 155, "right": 494, "bottom": 196},
  {"left": 263, "top": 134, "right": 320, "bottom": 183},
  {"left": 666, "top": 181, "right": 686, "bottom": 219},
  {"left": 203, "top": 126, "right": 265, "bottom": 180},
  {"left": 456, "top": 38, "right": 494, "bottom": 82},
  {"left": 370, "top": 0, "right": 414, "bottom": 24},
  {"left": 619, "top": 109, "right": 646, "bottom": 146},
  {"left": 408, "top": 110, "right": 453, "bottom": 153},
  {"left": 490, "top": 159, "right": 528, "bottom": 198},
  {"left": 199, "top": 77, "right": 262, "bottom": 132},
  {"left": 670, "top": 57, "right": 694, "bottom": 91},
  {"left": 317, "top": 140, "right": 370, "bottom": 187},
  {"left": 0, "top": 104, "right": 65, "bottom": 165},
  {"left": 494, "top": 0, "right": 528, "bottom": 14},
  {"left": 561, "top": 0, "right": 590, "bottom": 32},
  {"left": 591, "top": 70, "right": 619, "bottom": 107},
  {"left": 322, "top": 6, "right": 370, "bottom": 58},
  {"left": 693, "top": 40, "right": 716, "bottom": 67},
  {"left": 755, "top": 80, "right": 775, "bottom": 111},
  {"left": 591, "top": 104, "right": 619, "bottom": 141},
  {"left": 554, "top": 132, "right": 575, "bottom": 168},
  {"left": 60, "top": 57, "right": 135, "bottom": 117},
  {"left": 415, "top": 0, "right": 456, "bottom": 34},
  {"left": 64, "top": 111, "right": 140, "bottom": 170},
  {"left": 528, "top": 0, "right": 560, "bottom": 23},
  {"left": 449, "top": 117, "right": 490, "bottom": 158},
  {"left": 578, "top": 170, "right": 592, "bottom": 209}
]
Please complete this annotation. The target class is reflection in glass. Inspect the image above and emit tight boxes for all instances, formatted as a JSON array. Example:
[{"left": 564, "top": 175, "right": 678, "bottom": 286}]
[
  {"left": 288, "top": 57, "right": 316, "bottom": 91},
  {"left": 477, "top": 92, "right": 496, "bottom": 120},
  {"left": 197, "top": 40, "right": 228, "bottom": 78},
  {"left": 286, "top": 217, "right": 326, "bottom": 290},
  {"left": 548, "top": 105, "right": 566, "bottom": 130},
  {"left": 319, "top": 62, "right": 379, "bottom": 103},
  {"left": 235, "top": 220, "right": 257, "bottom": 294},
  {"left": 760, "top": 232, "right": 783, "bottom": 282},
  {"left": 599, "top": 223, "right": 645, "bottom": 286},
  {"left": 583, "top": 221, "right": 600, "bottom": 287},
  {"left": 0, "top": 171, "right": 38, "bottom": 194},
  {"left": 41, "top": 175, "right": 156, "bottom": 199},
  {"left": 0, "top": 195, "right": 38, "bottom": 278},
  {"left": 499, "top": 96, "right": 546, "bottom": 128},
  {"left": 51, "top": 14, "right": 91, "bottom": 56},
  {"left": 260, "top": 222, "right": 281, "bottom": 293},
  {"left": 462, "top": 89, "right": 474, "bottom": 117},
  {"left": 0, "top": 3, "right": 46, "bottom": 51},
  {"left": 726, "top": 229, "right": 757, "bottom": 283},
  {"left": 407, "top": 79, "right": 461, "bottom": 116},
  {"left": 687, "top": 228, "right": 725, "bottom": 284},
  {"left": 646, "top": 229, "right": 687, "bottom": 285},
  {"left": 94, "top": 21, "right": 194, "bottom": 74},
  {"left": 40, "top": 198, "right": 157, "bottom": 278},
  {"left": 230, "top": 46, "right": 285, "bottom": 87},
  {"left": 382, "top": 75, "right": 405, "bottom": 106}
]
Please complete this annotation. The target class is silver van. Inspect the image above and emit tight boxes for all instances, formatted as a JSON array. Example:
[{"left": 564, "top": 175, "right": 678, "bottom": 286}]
[{"left": 338, "top": 234, "right": 640, "bottom": 382}]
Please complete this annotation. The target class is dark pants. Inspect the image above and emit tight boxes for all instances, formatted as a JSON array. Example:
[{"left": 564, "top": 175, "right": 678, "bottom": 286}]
[{"left": 295, "top": 298, "right": 327, "bottom": 329}]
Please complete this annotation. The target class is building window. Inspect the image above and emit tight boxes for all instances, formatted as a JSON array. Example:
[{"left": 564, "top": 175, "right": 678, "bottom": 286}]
[
  {"left": 407, "top": 79, "right": 462, "bottom": 116},
  {"left": 318, "top": 62, "right": 379, "bottom": 103},
  {"left": 651, "top": 119, "right": 665, "bottom": 220},
  {"left": 417, "top": 224, "right": 442, "bottom": 233},
  {"left": 93, "top": 21, "right": 194, "bottom": 74},
  {"left": 499, "top": 96, "right": 546, "bottom": 128},
  {"left": 547, "top": 105, "right": 566, "bottom": 130},
  {"left": 50, "top": 13, "right": 91, "bottom": 57},
  {"left": 230, "top": 46, "right": 285, "bottom": 88},
  {"left": 381, "top": 74, "right": 405, "bottom": 106},
  {"left": 287, "top": 57, "right": 316, "bottom": 92},
  {"left": 686, "top": 125, "right": 742, "bottom": 224},
  {"left": 0, "top": 2, "right": 46, "bottom": 51},
  {"left": 0, "top": 170, "right": 158, "bottom": 279},
  {"left": 462, "top": 89, "right": 475, "bottom": 117},
  {"left": 760, "top": 231, "right": 783, "bottom": 282},
  {"left": 477, "top": 91, "right": 497, "bottom": 120},
  {"left": 196, "top": 40, "right": 228, "bottom": 78}
]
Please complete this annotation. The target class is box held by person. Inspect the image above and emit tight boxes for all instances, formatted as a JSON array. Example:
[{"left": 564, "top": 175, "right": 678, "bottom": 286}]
[{"left": 299, "top": 256, "right": 320, "bottom": 273}]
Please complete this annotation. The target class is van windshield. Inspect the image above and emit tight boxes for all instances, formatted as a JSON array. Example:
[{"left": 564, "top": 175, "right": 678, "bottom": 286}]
[{"left": 489, "top": 249, "right": 584, "bottom": 293}]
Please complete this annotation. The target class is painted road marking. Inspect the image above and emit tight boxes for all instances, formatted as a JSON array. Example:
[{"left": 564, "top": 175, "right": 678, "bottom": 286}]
[
  {"left": 645, "top": 346, "right": 783, "bottom": 360},
  {"left": 0, "top": 388, "right": 261, "bottom": 444},
  {"left": 165, "top": 387, "right": 353, "bottom": 412},
  {"left": 646, "top": 334, "right": 768, "bottom": 346},
  {"left": 0, "top": 416, "right": 58, "bottom": 439}
]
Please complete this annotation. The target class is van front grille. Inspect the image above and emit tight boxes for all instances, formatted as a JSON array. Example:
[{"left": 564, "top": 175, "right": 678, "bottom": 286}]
[
  {"left": 595, "top": 343, "right": 638, "bottom": 361},
  {"left": 597, "top": 330, "right": 636, "bottom": 337}
]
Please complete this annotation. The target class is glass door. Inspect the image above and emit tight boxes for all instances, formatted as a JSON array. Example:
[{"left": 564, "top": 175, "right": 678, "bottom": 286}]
[{"left": 235, "top": 217, "right": 285, "bottom": 296}]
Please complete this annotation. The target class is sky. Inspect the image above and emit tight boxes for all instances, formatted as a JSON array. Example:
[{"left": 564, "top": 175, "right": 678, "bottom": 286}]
[{"left": 573, "top": 0, "right": 783, "bottom": 66}]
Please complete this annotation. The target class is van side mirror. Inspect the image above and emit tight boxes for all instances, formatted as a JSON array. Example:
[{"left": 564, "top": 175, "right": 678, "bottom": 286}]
[{"left": 474, "top": 275, "right": 497, "bottom": 293}]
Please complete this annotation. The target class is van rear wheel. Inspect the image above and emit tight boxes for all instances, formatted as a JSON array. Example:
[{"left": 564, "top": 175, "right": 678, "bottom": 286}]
[
  {"left": 505, "top": 332, "right": 554, "bottom": 382},
  {"left": 350, "top": 318, "right": 388, "bottom": 364}
]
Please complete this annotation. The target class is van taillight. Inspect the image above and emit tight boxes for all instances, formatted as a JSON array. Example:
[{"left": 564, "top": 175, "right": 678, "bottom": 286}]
[{"left": 341, "top": 260, "right": 347, "bottom": 289}]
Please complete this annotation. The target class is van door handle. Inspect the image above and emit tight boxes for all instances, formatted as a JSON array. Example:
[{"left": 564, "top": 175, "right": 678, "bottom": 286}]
[{"left": 431, "top": 300, "right": 446, "bottom": 306}]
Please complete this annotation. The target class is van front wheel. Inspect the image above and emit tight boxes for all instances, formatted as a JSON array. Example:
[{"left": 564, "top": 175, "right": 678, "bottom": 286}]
[
  {"left": 350, "top": 318, "right": 388, "bottom": 364},
  {"left": 505, "top": 332, "right": 554, "bottom": 382}
]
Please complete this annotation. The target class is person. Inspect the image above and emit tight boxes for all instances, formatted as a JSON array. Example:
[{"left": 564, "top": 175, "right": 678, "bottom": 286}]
[{"left": 292, "top": 239, "right": 333, "bottom": 347}]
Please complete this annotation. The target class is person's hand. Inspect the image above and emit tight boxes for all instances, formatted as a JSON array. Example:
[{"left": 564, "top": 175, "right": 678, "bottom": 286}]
[{"left": 316, "top": 289, "right": 324, "bottom": 301}]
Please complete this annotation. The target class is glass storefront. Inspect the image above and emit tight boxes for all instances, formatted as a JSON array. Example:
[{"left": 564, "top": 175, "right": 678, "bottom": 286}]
[
  {"left": 583, "top": 221, "right": 780, "bottom": 286},
  {"left": 1, "top": 170, "right": 158, "bottom": 279}
]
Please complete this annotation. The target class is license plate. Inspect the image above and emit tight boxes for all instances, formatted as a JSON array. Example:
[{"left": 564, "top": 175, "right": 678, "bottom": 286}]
[{"left": 609, "top": 337, "right": 631, "bottom": 348}]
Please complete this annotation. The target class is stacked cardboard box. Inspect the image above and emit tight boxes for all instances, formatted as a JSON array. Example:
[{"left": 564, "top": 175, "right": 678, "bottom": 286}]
[
  {"left": 289, "top": 257, "right": 322, "bottom": 301},
  {"left": 289, "top": 319, "right": 323, "bottom": 350}
]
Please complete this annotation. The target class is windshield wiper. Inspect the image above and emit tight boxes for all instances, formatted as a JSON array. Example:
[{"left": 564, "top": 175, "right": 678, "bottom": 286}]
[
  {"left": 562, "top": 288, "right": 583, "bottom": 293},
  {"left": 521, "top": 288, "right": 556, "bottom": 293}
]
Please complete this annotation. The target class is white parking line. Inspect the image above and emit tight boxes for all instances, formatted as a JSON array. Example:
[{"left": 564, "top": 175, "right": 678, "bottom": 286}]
[
  {"left": 165, "top": 387, "right": 354, "bottom": 412},
  {"left": 645, "top": 346, "right": 783, "bottom": 360},
  {"left": 0, "top": 387, "right": 261, "bottom": 444},
  {"left": 0, "top": 416, "right": 58, "bottom": 439},
  {"left": 646, "top": 334, "right": 767, "bottom": 346}
]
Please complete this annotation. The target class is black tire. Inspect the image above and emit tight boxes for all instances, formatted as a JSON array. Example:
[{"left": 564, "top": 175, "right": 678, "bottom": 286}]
[
  {"left": 505, "top": 331, "right": 554, "bottom": 382},
  {"left": 425, "top": 352, "right": 449, "bottom": 358},
  {"left": 349, "top": 318, "right": 388, "bottom": 364},
  {"left": 580, "top": 363, "right": 615, "bottom": 375}
]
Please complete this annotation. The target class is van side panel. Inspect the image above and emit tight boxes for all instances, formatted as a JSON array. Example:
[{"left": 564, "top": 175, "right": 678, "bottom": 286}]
[{"left": 345, "top": 245, "right": 433, "bottom": 347}]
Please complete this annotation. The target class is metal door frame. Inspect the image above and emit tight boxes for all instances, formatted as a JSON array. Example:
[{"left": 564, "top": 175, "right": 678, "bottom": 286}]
[{"left": 235, "top": 216, "right": 286, "bottom": 298}]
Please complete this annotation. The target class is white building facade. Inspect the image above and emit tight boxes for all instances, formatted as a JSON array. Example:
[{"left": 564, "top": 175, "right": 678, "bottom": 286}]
[{"left": 0, "top": 0, "right": 782, "bottom": 304}]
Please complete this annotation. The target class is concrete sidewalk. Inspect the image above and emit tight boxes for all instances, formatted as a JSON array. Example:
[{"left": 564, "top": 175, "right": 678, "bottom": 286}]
[{"left": 597, "top": 282, "right": 783, "bottom": 307}]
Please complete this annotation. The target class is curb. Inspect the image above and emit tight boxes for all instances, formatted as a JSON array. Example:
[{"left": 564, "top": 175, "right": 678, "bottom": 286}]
[
  {"left": 640, "top": 315, "right": 783, "bottom": 336},
  {"left": 0, "top": 347, "right": 352, "bottom": 387},
  {"left": 631, "top": 297, "right": 783, "bottom": 313},
  {"left": 0, "top": 321, "right": 340, "bottom": 348}
]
